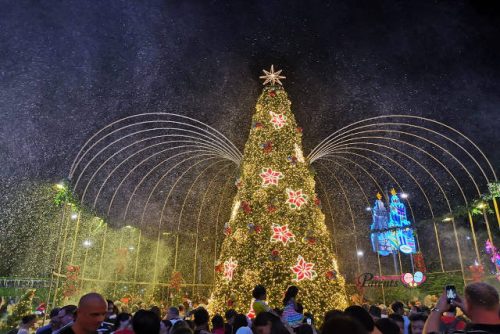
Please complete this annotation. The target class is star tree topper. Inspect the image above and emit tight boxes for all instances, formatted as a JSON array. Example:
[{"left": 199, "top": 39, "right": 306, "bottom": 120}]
[{"left": 260, "top": 65, "right": 286, "bottom": 86}]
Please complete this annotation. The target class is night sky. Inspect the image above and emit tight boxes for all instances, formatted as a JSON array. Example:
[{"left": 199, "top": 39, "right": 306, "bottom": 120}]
[
  {"left": 1, "top": 1, "right": 500, "bottom": 279},
  {"left": 1, "top": 0, "right": 499, "bottom": 182}
]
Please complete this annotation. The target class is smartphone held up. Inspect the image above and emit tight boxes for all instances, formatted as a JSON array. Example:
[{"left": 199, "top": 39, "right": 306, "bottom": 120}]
[{"left": 445, "top": 285, "right": 457, "bottom": 304}]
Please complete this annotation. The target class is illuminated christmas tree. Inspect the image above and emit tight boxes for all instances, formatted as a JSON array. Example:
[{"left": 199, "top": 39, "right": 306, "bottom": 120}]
[{"left": 208, "top": 66, "right": 348, "bottom": 319}]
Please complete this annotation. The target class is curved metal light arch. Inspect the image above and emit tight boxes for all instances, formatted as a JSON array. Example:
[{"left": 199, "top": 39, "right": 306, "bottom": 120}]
[
  {"left": 309, "top": 115, "right": 496, "bottom": 182},
  {"left": 319, "top": 142, "right": 467, "bottom": 282},
  {"left": 316, "top": 127, "right": 484, "bottom": 196},
  {"left": 314, "top": 129, "right": 490, "bottom": 261},
  {"left": 190, "top": 164, "right": 236, "bottom": 294},
  {"left": 151, "top": 158, "right": 229, "bottom": 287},
  {"left": 70, "top": 113, "right": 242, "bottom": 178},
  {"left": 73, "top": 126, "right": 239, "bottom": 193},
  {"left": 316, "top": 160, "right": 388, "bottom": 303},
  {"left": 318, "top": 156, "right": 419, "bottom": 272}
]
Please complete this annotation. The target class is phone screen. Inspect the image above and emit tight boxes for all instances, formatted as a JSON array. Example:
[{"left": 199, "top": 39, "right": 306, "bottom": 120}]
[{"left": 445, "top": 285, "right": 456, "bottom": 303}]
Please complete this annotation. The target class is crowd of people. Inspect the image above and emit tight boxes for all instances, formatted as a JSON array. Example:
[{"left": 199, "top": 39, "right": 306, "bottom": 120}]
[{"left": 5, "top": 281, "right": 500, "bottom": 334}]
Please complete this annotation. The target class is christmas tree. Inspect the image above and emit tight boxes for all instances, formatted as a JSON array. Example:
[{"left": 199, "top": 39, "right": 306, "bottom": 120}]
[{"left": 208, "top": 66, "right": 348, "bottom": 319}]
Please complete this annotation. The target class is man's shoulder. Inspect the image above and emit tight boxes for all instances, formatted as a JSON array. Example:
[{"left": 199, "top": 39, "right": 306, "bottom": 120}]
[
  {"left": 36, "top": 325, "right": 52, "bottom": 334},
  {"left": 57, "top": 325, "right": 76, "bottom": 334}
]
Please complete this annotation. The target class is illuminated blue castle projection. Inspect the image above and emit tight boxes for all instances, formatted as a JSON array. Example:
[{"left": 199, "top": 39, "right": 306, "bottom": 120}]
[{"left": 370, "top": 189, "right": 417, "bottom": 256}]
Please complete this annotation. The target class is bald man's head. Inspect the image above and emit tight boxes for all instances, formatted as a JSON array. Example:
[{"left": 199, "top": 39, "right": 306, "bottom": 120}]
[
  {"left": 465, "top": 282, "right": 499, "bottom": 311},
  {"left": 73, "top": 293, "right": 107, "bottom": 334},
  {"left": 78, "top": 293, "right": 107, "bottom": 308}
]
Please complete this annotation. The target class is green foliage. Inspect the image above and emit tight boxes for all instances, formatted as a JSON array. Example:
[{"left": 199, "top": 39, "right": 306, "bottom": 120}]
[
  {"left": 4, "top": 289, "right": 35, "bottom": 329},
  {"left": 53, "top": 186, "right": 78, "bottom": 208},
  {"left": 485, "top": 182, "right": 500, "bottom": 199},
  {"left": 420, "top": 272, "right": 464, "bottom": 296}
]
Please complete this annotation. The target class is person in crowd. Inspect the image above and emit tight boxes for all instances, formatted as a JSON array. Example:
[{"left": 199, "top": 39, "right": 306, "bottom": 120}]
[
  {"left": 253, "top": 312, "right": 288, "bottom": 334},
  {"left": 17, "top": 315, "right": 37, "bottom": 334},
  {"left": 388, "top": 314, "right": 404, "bottom": 334},
  {"left": 273, "top": 308, "right": 284, "bottom": 318},
  {"left": 197, "top": 299, "right": 208, "bottom": 310},
  {"left": 369, "top": 306, "right": 382, "bottom": 322},
  {"left": 59, "top": 293, "right": 107, "bottom": 334},
  {"left": 160, "top": 320, "right": 172, "bottom": 334},
  {"left": 408, "top": 302, "right": 420, "bottom": 315},
  {"left": 390, "top": 302, "right": 409, "bottom": 334},
  {"left": 185, "top": 320, "right": 196, "bottom": 332},
  {"left": 375, "top": 318, "right": 400, "bottom": 334},
  {"left": 166, "top": 307, "right": 182, "bottom": 326},
  {"left": 150, "top": 307, "right": 161, "bottom": 320},
  {"left": 171, "top": 320, "right": 192, "bottom": 334},
  {"left": 192, "top": 308, "right": 210, "bottom": 334},
  {"left": 223, "top": 310, "right": 237, "bottom": 334},
  {"left": 171, "top": 324, "right": 193, "bottom": 334},
  {"left": 295, "top": 323, "right": 313, "bottom": 334},
  {"left": 424, "top": 282, "right": 500, "bottom": 334},
  {"left": 54, "top": 305, "right": 78, "bottom": 334},
  {"left": 252, "top": 285, "right": 273, "bottom": 317},
  {"left": 321, "top": 315, "right": 368, "bottom": 334},
  {"left": 379, "top": 305, "right": 388, "bottom": 319},
  {"left": 106, "top": 301, "right": 117, "bottom": 322},
  {"left": 211, "top": 315, "right": 224, "bottom": 334},
  {"left": 113, "top": 313, "right": 133, "bottom": 334},
  {"left": 231, "top": 314, "right": 248, "bottom": 334},
  {"left": 408, "top": 313, "right": 427, "bottom": 334},
  {"left": 301, "top": 313, "right": 317, "bottom": 334},
  {"left": 132, "top": 310, "right": 160, "bottom": 334},
  {"left": 345, "top": 305, "right": 376, "bottom": 333},
  {"left": 178, "top": 305, "right": 186, "bottom": 319},
  {"left": 36, "top": 308, "right": 61, "bottom": 334},
  {"left": 322, "top": 310, "right": 344, "bottom": 327},
  {"left": 281, "top": 286, "right": 303, "bottom": 328},
  {"left": 182, "top": 296, "right": 192, "bottom": 314},
  {"left": 420, "top": 307, "right": 430, "bottom": 316}
]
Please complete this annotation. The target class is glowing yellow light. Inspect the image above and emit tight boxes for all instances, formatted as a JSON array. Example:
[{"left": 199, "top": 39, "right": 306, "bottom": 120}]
[
  {"left": 476, "top": 202, "right": 487, "bottom": 209},
  {"left": 230, "top": 200, "right": 241, "bottom": 220},
  {"left": 294, "top": 143, "right": 305, "bottom": 163}
]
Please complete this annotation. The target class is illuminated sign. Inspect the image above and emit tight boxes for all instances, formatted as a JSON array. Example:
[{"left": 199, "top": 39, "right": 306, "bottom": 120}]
[
  {"left": 399, "top": 245, "right": 413, "bottom": 254},
  {"left": 357, "top": 272, "right": 426, "bottom": 288},
  {"left": 400, "top": 271, "right": 426, "bottom": 288}
]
